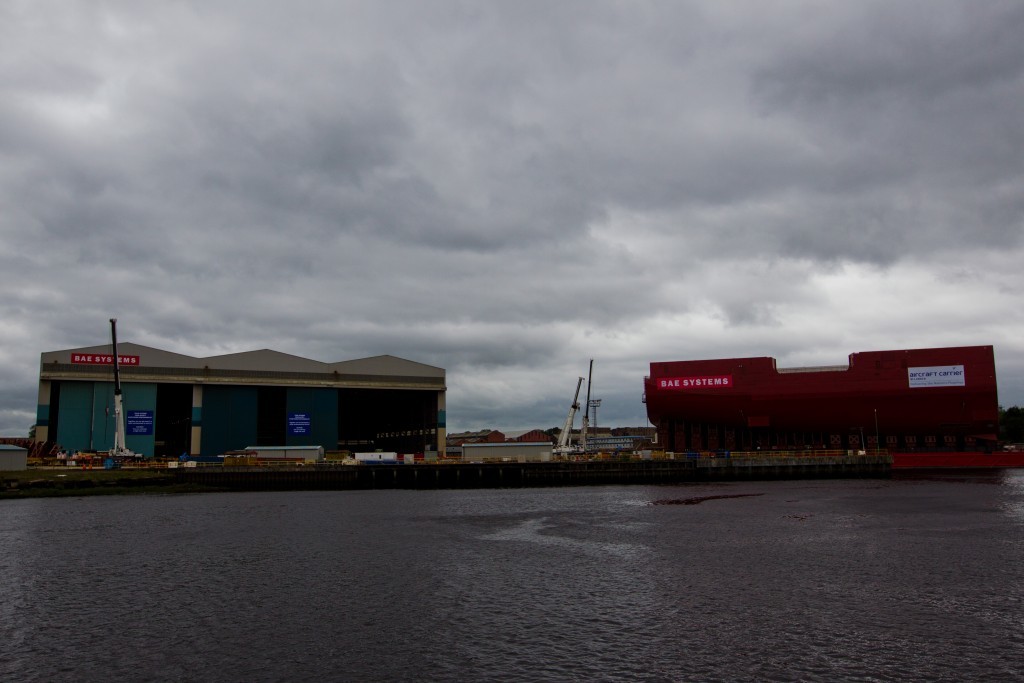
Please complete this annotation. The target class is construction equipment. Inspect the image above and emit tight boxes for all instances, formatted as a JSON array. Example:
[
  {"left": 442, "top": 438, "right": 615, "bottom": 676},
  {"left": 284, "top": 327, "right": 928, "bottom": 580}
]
[
  {"left": 108, "top": 318, "right": 141, "bottom": 460},
  {"left": 553, "top": 376, "right": 585, "bottom": 457},
  {"left": 580, "top": 359, "right": 594, "bottom": 453}
]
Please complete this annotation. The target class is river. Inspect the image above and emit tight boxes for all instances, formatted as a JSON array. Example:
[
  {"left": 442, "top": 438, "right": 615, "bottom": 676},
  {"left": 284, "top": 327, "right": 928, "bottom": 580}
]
[{"left": 2, "top": 472, "right": 1023, "bottom": 681}]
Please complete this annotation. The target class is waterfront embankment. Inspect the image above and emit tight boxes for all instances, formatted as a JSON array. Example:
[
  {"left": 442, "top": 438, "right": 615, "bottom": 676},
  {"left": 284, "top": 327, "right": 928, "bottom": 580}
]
[
  {"left": 0, "top": 468, "right": 215, "bottom": 498},
  {"left": 2, "top": 454, "right": 890, "bottom": 498}
]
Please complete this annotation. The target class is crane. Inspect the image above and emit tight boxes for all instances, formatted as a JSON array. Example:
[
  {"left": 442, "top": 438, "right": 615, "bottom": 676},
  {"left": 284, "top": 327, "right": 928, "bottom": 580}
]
[
  {"left": 580, "top": 359, "right": 593, "bottom": 453},
  {"left": 553, "top": 376, "right": 585, "bottom": 458},
  {"left": 108, "top": 318, "right": 140, "bottom": 460}
]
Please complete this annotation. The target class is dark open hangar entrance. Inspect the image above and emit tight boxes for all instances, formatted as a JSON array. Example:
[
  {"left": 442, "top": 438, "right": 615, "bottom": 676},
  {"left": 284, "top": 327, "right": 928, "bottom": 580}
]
[
  {"left": 199, "top": 386, "right": 440, "bottom": 456},
  {"left": 338, "top": 388, "right": 439, "bottom": 453},
  {"left": 257, "top": 386, "right": 439, "bottom": 452},
  {"left": 154, "top": 383, "right": 192, "bottom": 457}
]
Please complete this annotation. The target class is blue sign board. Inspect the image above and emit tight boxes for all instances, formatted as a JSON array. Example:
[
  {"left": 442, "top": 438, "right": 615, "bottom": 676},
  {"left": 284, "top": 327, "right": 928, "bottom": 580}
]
[
  {"left": 288, "top": 412, "right": 311, "bottom": 436},
  {"left": 127, "top": 410, "right": 154, "bottom": 436}
]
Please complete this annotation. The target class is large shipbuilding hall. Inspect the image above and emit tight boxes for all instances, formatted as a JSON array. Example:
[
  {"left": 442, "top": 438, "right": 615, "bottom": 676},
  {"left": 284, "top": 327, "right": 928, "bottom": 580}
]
[
  {"left": 644, "top": 346, "right": 999, "bottom": 453},
  {"left": 34, "top": 344, "right": 446, "bottom": 458}
]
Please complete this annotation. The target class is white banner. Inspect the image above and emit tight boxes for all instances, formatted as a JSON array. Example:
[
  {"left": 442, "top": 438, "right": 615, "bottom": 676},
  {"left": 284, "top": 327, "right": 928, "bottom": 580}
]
[{"left": 908, "top": 365, "right": 965, "bottom": 388}]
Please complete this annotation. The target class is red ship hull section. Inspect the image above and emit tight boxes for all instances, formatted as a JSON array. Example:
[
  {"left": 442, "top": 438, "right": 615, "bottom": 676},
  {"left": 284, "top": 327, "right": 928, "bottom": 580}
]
[
  {"left": 892, "top": 451, "right": 1024, "bottom": 469},
  {"left": 645, "top": 346, "right": 999, "bottom": 451}
]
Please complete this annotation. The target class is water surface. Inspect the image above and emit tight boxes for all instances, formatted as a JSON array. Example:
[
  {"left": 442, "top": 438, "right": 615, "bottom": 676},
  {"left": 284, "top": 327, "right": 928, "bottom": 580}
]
[{"left": 2, "top": 472, "right": 1023, "bottom": 681}]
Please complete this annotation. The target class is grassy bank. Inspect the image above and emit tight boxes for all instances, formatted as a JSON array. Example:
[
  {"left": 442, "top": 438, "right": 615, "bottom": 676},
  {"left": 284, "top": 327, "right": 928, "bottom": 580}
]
[{"left": 0, "top": 468, "right": 225, "bottom": 499}]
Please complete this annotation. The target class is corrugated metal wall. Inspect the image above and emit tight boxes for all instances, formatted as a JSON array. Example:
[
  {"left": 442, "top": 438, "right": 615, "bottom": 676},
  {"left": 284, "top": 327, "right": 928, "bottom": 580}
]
[
  {"left": 201, "top": 386, "right": 258, "bottom": 457},
  {"left": 52, "top": 381, "right": 440, "bottom": 457},
  {"left": 89, "top": 382, "right": 157, "bottom": 455},
  {"left": 286, "top": 387, "right": 338, "bottom": 449},
  {"left": 125, "top": 383, "right": 157, "bottom": 455},
  {"left": 54, "top": 381, "right": 157, "bottom": 455},
  {"left": 55, "top": 382, "right": 93, "bottom": 452}
]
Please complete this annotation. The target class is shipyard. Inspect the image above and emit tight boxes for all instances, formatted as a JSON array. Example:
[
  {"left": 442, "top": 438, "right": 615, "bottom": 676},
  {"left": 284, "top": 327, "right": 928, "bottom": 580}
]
[{"left": 3, "top": 321, "right": 1022, "bottom": 497}]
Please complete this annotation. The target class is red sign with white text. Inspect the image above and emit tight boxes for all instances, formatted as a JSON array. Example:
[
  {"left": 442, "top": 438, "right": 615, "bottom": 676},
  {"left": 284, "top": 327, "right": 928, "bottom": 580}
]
[
  {"left": 71, "top": 354, "right": 140, "bottom": 366},
  {"left": 658, "top": 375, "right": 733, "bottom": 389}
]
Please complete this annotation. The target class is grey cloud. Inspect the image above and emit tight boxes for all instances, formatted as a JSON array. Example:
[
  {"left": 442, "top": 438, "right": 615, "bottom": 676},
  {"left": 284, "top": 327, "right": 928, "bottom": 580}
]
[
  {"left": 747, "top": 2, "right": 1024, "bottom": 259},
  {"left": 1, "top": 1, "right": 1023, "bottom": 434}
]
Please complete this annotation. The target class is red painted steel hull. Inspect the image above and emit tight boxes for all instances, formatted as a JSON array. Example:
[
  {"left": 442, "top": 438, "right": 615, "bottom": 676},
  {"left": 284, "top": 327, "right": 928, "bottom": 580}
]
[
  {"left": 645, "top": 346, "right": 999, "bottom": 450},
  {"left": 892, "top": 451, "right": 1024, "bottom": 469}
]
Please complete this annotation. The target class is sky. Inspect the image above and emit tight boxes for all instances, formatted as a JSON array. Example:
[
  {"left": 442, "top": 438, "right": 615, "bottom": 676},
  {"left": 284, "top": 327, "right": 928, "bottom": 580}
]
[{"left": 2, "top": 1, "right": 1023, "bottom": 436}]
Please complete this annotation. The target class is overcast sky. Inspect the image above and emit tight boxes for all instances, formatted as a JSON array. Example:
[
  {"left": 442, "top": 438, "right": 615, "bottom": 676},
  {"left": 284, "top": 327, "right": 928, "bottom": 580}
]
[{"left": 2, "top": 1, "right": 1023, "bottom": 436}]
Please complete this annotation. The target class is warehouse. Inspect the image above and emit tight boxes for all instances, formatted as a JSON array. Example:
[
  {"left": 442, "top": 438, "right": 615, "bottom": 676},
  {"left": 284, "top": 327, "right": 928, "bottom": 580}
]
[
  {"left": 644, "top": 346, "right": 999, "bottom": 453},
  {"left": 34, "top": 343, "right": 446, "bottom": 458}
]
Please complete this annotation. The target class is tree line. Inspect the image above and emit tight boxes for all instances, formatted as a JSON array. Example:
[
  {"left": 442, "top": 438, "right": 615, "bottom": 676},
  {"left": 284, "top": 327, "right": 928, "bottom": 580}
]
[{"left": 1001, "top": 406, "right": 1024, "bottom": 443}]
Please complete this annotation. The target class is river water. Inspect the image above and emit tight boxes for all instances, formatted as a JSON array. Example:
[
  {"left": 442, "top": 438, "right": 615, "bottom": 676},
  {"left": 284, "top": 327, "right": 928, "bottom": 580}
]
[{"left": 2, "top": 472, "right": 1023, "bottom": 682}]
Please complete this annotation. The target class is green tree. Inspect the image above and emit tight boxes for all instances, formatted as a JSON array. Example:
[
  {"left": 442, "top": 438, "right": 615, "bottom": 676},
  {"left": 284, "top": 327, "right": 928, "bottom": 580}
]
[{"left": 1000, "top": 406, "right": 1024, "bottom": 443}]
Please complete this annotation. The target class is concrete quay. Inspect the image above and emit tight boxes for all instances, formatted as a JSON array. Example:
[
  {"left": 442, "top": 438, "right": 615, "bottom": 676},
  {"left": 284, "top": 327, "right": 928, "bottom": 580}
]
[{"left": 173, "top": 454, "right": 891, "bottom": 492}]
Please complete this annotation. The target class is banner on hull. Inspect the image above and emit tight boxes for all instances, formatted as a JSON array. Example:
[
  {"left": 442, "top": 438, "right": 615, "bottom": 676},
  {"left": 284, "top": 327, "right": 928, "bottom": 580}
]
[{"left": 908, "top": 365, "right": 965, "bottom": 388}]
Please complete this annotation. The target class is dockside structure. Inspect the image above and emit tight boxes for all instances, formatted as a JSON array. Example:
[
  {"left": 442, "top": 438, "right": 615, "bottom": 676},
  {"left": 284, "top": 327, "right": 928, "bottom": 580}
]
[
  {"left": 35, "top": 344, "right": 446, "bottom": 458},
  {"left": 644, "top": 346, "right": 999, "bottom": 453}
]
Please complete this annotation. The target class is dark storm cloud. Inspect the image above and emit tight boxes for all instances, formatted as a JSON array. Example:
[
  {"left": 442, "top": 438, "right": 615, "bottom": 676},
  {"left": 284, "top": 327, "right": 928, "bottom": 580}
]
[{"left": 1, "top": 1, "right": 1022, "bottom": 434}]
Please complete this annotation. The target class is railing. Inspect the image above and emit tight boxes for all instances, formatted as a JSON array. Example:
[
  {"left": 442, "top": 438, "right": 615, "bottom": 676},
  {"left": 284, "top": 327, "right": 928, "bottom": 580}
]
[{"left": 652, "top": 448, "right": 889, "bottom": 460}]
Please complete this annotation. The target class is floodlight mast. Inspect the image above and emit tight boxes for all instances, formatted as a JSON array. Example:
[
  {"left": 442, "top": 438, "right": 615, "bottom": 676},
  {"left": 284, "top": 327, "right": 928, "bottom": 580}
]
[{"left": 580, "top": 359, "right": 593, "bottom": 453}]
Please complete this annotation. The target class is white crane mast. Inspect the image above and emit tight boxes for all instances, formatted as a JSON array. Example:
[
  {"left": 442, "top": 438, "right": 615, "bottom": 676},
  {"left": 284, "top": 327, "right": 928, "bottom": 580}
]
[
  {"left": 580, "top": 359, "right": 593, "bottom": 453},
  {"left": 554, "top": 376, "right": 584, "bottom": 456},
  {"left": 108, "top": 318, "right": 138, "bottom": 459}
]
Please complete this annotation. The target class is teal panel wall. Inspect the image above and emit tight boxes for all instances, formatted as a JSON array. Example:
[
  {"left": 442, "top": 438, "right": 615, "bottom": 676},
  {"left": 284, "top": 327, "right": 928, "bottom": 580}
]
[
  {"left": 90, "top": 383, "right": 116, "bottom": 453},
  {"left": 91, "top": 383, "right": 158, "bottom": 454},
  {"left": 201, "top": 386, "right": 258, "bottom": 457},
  {"left": 124, "top": 383, "right": 157, "bottom": 457},
  {"left": 56, "top": 382, "right": 95, "bottom": 453},
  {"left": 286, "top": 387, "right": 338, "bottom": 449},
  {"left": 312, "top": 388, "right": 339, "bottom": 450}
]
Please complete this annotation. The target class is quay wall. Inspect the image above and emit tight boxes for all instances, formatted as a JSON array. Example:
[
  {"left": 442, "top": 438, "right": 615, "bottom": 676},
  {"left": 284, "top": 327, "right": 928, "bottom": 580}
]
[{"left": 173, "top": 455, "right": 891, "bottom": 492}]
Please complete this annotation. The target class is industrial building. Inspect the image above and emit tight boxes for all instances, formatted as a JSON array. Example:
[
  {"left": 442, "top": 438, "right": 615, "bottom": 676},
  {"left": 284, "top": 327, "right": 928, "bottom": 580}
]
[
  {"left": 34, "top": 343, "right": 446, "bottom": 458},
  {"left": 461, "top": 442, "right": 553, "bottom": 463},
  {"left": 0, "top": 444, "right": 28, "bottom": 471},
  {"left": 644, "top": 346, "right": 999, "bottom": 453}
]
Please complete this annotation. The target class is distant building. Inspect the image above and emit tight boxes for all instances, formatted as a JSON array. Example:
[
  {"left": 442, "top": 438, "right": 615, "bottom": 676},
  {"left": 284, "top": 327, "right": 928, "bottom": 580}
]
[
  {"left": 447, "top": 429, "right": 506, "bottom": 446},
  {"left": 461, "top": 441, "right": 552, "bottom": 463},
  {"left": 446, "top": 426, "right": 649, "bottom": 457},
  {"left": 611, "top": 426, "right": 656, "bottom": 438},
  {"left": 0, "top": 444, "right": 28, "bottom": 471},
  {"left": 586, "top": 435, "right": 654, "bottom": 451},
  {"left": 445, "top": 429, "right": 505, "bottom": 457},
  {"left": 504, "top": 429, "right": 554, "bottom": 443}
]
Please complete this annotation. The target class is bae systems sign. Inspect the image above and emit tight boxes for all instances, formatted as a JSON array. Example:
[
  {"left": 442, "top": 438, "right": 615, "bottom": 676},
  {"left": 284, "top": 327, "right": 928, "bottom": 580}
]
[
  {"left": 658, "top": 375, "right": 733, "bottom": 389},
  {"left": 908, "top": 365, "right": 965, "bottom": 388},
  {"left": 71, "top": 354, "right": 140, "bottom": 365}
]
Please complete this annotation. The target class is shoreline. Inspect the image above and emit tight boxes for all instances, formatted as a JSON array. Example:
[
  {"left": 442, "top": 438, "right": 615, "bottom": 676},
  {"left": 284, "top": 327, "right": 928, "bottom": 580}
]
[
  {"left": 0, "top": 469, "right": 225, "bottom": 499},
  {"left": 2, "top": 455, "right": 891, "bottom": 499}
]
